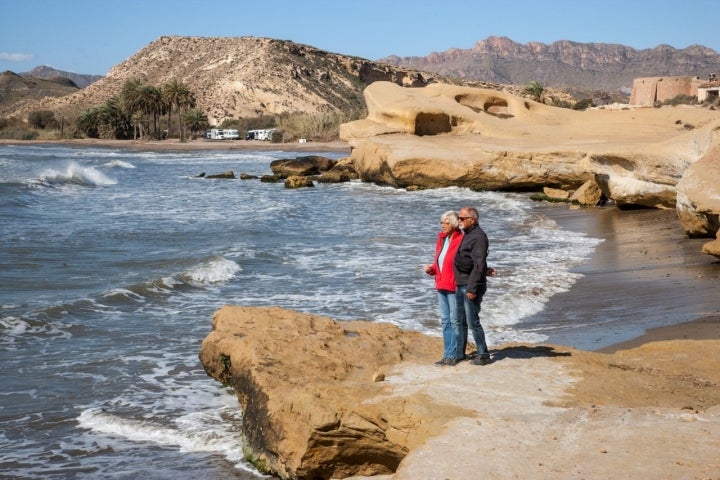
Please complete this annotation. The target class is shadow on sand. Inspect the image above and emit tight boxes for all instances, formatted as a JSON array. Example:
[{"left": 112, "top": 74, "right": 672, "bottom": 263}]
[{"left": 490, "top": 345, "right": 572, "bottom": 362}]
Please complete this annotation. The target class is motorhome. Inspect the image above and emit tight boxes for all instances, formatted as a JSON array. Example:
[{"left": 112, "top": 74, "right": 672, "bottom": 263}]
[
  {"left": 207, "top": 129, "right": 225, "bottom": 140},
  {"left": 223, "top": 129, "right": 240, "bottom": 140},
  {"left": 245, "top": 128, "right": 277, "bottom": 141}
]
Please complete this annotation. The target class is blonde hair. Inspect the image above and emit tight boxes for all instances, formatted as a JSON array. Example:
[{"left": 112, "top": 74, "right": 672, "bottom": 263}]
[{"left": 440, "top": 210, "right": 459, "bottom": 228}]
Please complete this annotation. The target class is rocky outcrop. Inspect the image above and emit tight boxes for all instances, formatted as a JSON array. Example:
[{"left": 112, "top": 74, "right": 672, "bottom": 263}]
[
  {"left": 199, "top": 305, "right": 450, "bottom": 479},
  {"left": 339, "top": 81, "right": 720, "bottom": 254},
  {"left": 200, "top": 306, "right": 720, "bottom": 480},
  {"left": 676, "top": 141, "right": 720, "bottom": 257},
  {"left": 270, "top": 155, "right": 337, "bottom": 178},
  {"left": 284, "top": 175, "right": 314, "bottom": 188}
]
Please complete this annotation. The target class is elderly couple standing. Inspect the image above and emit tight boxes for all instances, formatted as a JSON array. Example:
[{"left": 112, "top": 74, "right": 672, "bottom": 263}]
[{"left": 424, "top": 206, "right": 495, "bottom": 367}]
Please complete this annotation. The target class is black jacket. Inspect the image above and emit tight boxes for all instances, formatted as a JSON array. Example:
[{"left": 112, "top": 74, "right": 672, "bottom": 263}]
[{"left": 453, "top": 224, "right": 489, "bottom": 294}]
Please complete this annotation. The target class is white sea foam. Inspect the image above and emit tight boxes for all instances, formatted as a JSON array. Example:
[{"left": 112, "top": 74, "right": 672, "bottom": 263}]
[
  {"left": 102, "top": 159, "right": 136, "bottom": 169},
  {"left": 77, "top": 407, "right": 261, "bottom": 474},
  {"left": 37, "top": 161, "right": 117, "bottom": 187},
  {"left": 180, "top": 257, "right": 242, "bottom": 286}
]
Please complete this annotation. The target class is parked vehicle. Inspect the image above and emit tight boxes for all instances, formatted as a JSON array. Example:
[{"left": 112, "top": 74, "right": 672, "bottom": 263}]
[
  {"left": 223, "top": 129, "right": 240, "bottom": 140},
  {"left": 245, "top": 128, "right": 277, "bottom": 141},
  {"left": 208, "top": 128, "right": 226, "bottom": 140}
]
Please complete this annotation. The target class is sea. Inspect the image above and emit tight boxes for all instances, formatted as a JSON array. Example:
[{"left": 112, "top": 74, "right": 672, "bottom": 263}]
[{"left": 0, "top": 143, "right": 605, "bottom": 479}]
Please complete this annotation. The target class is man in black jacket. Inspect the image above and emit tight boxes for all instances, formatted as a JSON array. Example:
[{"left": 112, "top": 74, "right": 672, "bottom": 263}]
[{"left": 453, "top": 206, "right": 492, "bottom": 365}]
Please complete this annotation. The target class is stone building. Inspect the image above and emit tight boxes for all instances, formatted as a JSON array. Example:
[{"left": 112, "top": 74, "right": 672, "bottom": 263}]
[
  {"left": 629, "top": 76, "right": 704, "bottom": 105},
  {"left": 697, "top": 73, "right": 720, "bottom": 103}
]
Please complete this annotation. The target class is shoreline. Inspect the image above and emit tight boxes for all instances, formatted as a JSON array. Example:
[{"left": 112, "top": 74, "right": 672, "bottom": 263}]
[
  {"left": 534, "top": 204, "right": 720, "bottom": 351},
  {"left": 0, "top": 138, "right": 352, "bottom": 153}
]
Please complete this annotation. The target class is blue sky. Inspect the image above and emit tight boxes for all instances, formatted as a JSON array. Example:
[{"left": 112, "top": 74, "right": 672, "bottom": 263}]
[{"left": 1, "top": 0, "right": 719, "bottom": 75}]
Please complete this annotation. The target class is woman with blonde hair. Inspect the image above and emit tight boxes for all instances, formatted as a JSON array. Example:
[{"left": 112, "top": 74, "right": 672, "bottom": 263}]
[{"left": 424, "top": 210, "right": 463, "bottom": 366}]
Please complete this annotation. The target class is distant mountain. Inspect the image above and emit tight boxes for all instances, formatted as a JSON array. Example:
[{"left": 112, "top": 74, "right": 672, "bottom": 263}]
[
  {"left": 0, "top": 71, "right": 81, "bottom": 110},
  {"left": 22, "top": 65, "right": 103, "bottom": 88},
  {"left": 380, "top": 36, "right": 720, "bottom": 94}
]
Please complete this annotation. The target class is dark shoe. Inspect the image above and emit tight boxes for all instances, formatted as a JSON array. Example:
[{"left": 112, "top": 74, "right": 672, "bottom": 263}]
[
  {"left": 434, "top": 357, "right": 457, "bottom": 367},
  {"left": 467, "top": 351, "right": 479, "bottom": 360},
  {"left": 470, "top": 356, "right": 492, "bottom": 366}
]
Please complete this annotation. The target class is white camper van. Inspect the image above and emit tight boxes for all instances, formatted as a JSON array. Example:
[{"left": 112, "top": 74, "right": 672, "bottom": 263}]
[
  {"left": 223, "top": 129, "right": 240, "bottom": 140},
  {"left": 208, "top": 129, "right": 225, "bottom": 140},
  {"left": 245, "top": 128, "right": 277, "bottom": 141}
]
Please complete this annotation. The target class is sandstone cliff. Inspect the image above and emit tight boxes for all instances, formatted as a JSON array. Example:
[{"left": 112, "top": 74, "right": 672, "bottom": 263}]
[{"left": 338, "top": 81, "right": 720, "bottom": 257}]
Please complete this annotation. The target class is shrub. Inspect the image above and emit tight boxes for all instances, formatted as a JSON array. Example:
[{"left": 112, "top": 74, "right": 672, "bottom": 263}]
[
  {"left": 28, "top": 110, "right": 59, "bottom": 129},
  {"left": 661, "top": 94, "right": 698, "bottom": 106}
]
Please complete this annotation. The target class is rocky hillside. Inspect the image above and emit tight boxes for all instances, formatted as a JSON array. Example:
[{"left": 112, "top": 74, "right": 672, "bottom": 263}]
[
  {"left": 0, "top": 71, "right": 81, "bottom": 113},
  {"left": 22, "top": 65, "right": 102, "bottom": 88},
  {"left": 4, "top": 36, "right": 494, "bottom": 125},
  {"left": 381, "top": 36, "right": 720, "bottom": 94}
]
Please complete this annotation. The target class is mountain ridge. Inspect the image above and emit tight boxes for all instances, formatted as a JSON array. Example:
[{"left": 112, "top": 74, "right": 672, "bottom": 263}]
[{"left": 380, "top": 35, "right": 720, "bottom": 92}]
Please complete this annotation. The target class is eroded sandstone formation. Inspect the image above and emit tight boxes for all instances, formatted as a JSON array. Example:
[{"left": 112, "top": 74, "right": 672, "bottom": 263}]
[
  {"left": 199, "top": 305, "right": 466, "bottom": 479},
  {"left": 200, "top": 306, "right": 720, "bottom": 480},
  {"left": 339, "top": 81, "right": 720, "bottom": 257}
]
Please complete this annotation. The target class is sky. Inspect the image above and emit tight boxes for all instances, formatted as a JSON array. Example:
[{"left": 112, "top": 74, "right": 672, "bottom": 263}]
[{"left": 1, "top": 0, "right": 719, "bottom": 76}]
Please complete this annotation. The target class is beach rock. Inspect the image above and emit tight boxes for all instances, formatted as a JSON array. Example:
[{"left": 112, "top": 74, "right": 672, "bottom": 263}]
[
  {"left": 205, "top": 170, "right": 236, "bottom": 179},
  {"left": 339, "top": 82, "right": 720, "bottom": 207},
  {"left": 284, "top": 175, "right": 314, "bottom": 188},
  {"left": 199, "top": 306, "right": 451, "bottom": 479},
  {"left": 676, "top": 142, "right": 720, "bottom": 257},
  {"left": 543, "top": 186, "right": 571, "bottom": 200},
  {"left": 570, "top": 179, "right": 605, "bottom": 206},
  {"left": 270, "top": 155, "right": 337, "bottom": 178}
]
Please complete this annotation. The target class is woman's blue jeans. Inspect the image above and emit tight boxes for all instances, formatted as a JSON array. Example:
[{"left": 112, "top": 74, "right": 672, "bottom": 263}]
[
  {"left": 454, "top": 283, "right": 489, "bottom": 359},
  {"left": 436, "top": 289, "right": 458, "bottom": 359}
]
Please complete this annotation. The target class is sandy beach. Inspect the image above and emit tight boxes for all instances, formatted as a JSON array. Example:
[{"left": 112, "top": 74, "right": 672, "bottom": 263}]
[{"left": 533, "top": 204, "right": 720, "bottom": 350}]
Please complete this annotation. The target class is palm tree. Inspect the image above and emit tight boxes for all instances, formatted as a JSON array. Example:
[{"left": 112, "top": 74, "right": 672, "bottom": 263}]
[
  {"left": 183, "top": 108, "right": 209, "bottom": 140},
  {"left": 524, "top": 81, "right": 545, "bottom": 102},
  {"left": 137, "top": 85, "right": 165, "bottom": 139},
  {"left": 163, "top": 79, "right": 186, "bottom": 140},
  {"left": 121, "top": 79, "right": 145, "bottom": 139}
]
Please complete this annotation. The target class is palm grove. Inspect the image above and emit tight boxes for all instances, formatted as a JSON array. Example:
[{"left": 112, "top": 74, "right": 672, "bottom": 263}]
[{"left": 75, "top": 78, "right": 208, "bottom": 141}]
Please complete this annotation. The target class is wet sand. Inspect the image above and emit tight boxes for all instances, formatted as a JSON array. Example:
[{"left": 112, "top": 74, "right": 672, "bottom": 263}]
[{"left": 531, "top": 204, "right": 720, "bottom": 351}]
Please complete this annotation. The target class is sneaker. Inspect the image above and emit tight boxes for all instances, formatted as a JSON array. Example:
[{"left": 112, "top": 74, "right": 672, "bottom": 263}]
[
  {"left": 433, "top": 357, "right": 457, "bottom": 367},
  {"left": 467, "top": 351, "right": 480, "bottom": 360},
  {"left": 470, "top": 356, "right": 492, "bottom": 366}
]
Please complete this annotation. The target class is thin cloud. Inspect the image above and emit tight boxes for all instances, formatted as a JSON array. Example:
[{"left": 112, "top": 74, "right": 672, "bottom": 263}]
[{"left": 0, "top": 52, "right": 34, "bottom": 62}]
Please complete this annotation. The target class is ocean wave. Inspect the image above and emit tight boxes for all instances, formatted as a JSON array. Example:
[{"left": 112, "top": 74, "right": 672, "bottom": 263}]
[
  {"left": 102, "top": 159, "right": 136, "bottom": 169},
  {"left": 177, "top": 257, "right": 242, "bottom": 287},
  {"left": 37, "top": 161, "right": 117, "bottom": 187},
  {"left": 77, "top": 407, "right": 261, "bottom": 475}
]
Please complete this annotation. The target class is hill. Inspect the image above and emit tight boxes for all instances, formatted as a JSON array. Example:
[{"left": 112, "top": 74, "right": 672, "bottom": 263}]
[
  {"left": 22, "top": 65, "right": 103, "bottom": 88},
  {"left": 0, "top": 71, "right": 81, "bottom": 112},
  {"left": 381, "top": 36, "right": 720, "bottom": 94},
  {"left": 2, "top": 36, "right": 497, "bottom": 125}
]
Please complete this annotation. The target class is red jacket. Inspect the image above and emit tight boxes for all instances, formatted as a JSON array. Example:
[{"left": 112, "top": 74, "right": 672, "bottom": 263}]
[{"left": 427, "top": 229, "right": 463, "bottom": 292}]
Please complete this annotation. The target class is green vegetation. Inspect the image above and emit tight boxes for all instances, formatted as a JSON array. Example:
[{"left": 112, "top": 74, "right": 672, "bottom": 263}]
[
  {"left": 183, "top": 108, "right": 210, "bottom": 139},
  {"left": 657, "top": 94, "right": 698, "bottom": 107},
  {"left": 523, "top": 81, "right": 545, "bottom": 102}
]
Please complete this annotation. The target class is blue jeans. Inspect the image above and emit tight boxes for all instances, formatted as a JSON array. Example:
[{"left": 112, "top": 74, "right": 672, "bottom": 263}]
[
  {"left": 454, "top": 283, "right": 489, "bottom": 359},
  {"left": 437, "top": 289, "right": 458, "bottom": 359}
]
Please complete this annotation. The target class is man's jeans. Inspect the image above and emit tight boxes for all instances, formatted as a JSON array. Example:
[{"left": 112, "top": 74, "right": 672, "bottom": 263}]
[
  {"left": 437, "top": 289, "right": 458, "bottom": 359},
  {"left": 455, "top": 283, "right": 489, "bottom": 359}
]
